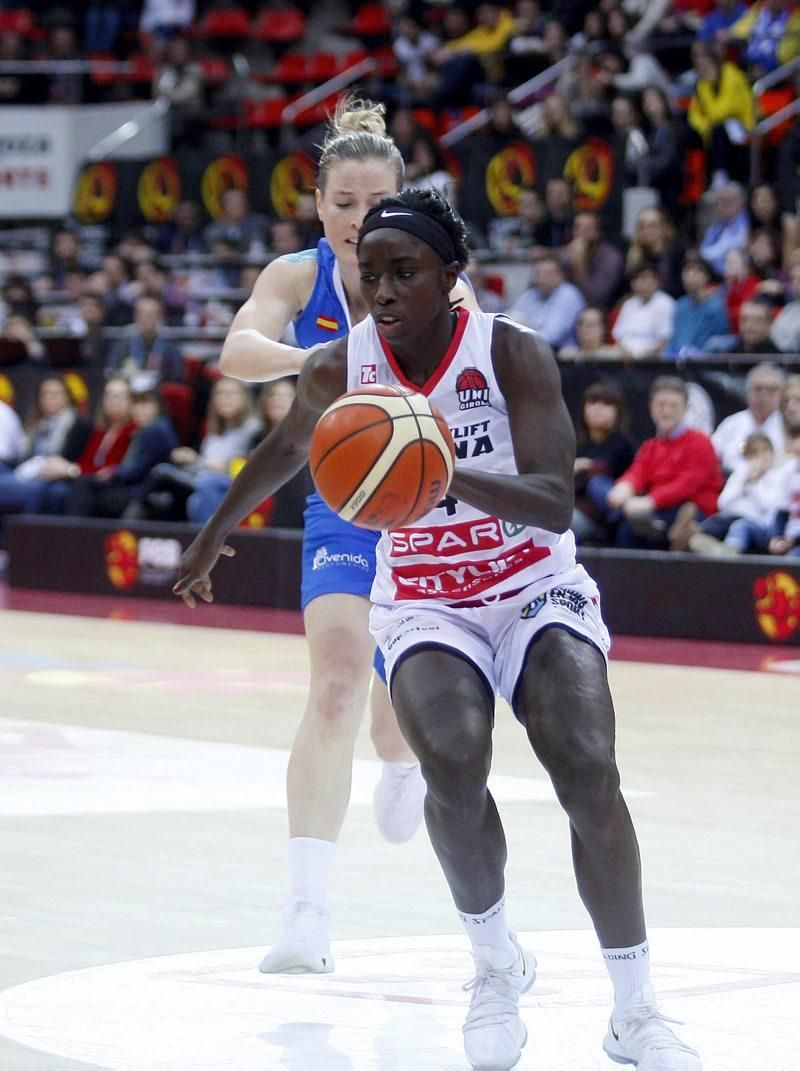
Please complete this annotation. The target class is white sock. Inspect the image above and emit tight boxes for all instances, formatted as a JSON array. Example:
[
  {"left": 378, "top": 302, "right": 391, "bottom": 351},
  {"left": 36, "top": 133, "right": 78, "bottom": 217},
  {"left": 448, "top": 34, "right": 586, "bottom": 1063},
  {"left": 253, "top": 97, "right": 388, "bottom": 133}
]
[
  {"left": 288, "top": 837, "right": 335, "bottom": 907},
  {"left": 458, "top": 895, "right": 517, "bottom": 967},
  {"left": 602, "top": 939, "right": 651, "bottom": 1009}
]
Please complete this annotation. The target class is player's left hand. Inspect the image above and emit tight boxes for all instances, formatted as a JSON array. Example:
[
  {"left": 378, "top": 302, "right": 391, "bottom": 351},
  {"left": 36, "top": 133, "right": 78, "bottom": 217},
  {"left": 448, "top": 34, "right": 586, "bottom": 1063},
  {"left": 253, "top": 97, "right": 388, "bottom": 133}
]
[{"left": 173, "top": 534, "right": 235, "bottom": 608}]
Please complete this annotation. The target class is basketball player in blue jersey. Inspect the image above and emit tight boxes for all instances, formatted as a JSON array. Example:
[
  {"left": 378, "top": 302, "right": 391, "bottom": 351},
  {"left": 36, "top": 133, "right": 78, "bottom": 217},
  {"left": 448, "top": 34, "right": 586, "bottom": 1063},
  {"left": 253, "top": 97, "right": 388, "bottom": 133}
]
[
  {"left": 176, "top": 187, "right": 702, "bottom": 1071},
  {"left": 212, "top": 98, "right": 479, "bottom": 975}
]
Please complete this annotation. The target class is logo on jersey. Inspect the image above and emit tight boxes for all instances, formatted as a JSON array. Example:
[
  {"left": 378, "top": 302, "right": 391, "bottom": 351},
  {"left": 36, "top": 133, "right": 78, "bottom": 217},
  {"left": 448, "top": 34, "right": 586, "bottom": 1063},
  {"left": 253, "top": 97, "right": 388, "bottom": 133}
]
[
  {"left": 520, "top": 595, "right": 546, "bottom": 619},
  {"left": 360, "top": 364, "right": 377, "bottom": 385},
  {"left": 503, "top": 520, "right": 526, "bottom": 538},
  {"left": 456, "top": 367, "right": 490, "bottom": 410},
  {"left": 315, "top": 315, "right": 339, "bottom": 333},
  {"left": 312, "top": 545, "right": 369, "bottom": 571}
]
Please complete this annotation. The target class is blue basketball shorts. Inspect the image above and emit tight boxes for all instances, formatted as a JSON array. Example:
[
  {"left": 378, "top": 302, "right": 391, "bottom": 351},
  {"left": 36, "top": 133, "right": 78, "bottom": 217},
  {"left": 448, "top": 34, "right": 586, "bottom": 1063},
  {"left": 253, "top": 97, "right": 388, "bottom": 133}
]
[{"left": 300, "top": 492, "right": 386, "bottom": 682}]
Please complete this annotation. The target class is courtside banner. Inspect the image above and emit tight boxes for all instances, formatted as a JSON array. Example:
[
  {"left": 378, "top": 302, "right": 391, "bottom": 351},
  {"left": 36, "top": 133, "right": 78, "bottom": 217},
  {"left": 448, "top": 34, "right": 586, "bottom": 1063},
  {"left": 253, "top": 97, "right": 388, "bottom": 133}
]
[
  {"left": 7, "top": 518, "right": 800, "bottom": 645},
  {"left": 7, "top": 517, "right": 304, "bottom": 609}
]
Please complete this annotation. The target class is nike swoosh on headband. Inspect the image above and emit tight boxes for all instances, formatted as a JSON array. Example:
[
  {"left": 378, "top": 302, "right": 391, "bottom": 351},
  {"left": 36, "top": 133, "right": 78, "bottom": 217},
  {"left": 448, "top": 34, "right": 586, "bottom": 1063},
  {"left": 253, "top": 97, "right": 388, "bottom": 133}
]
[{"left": 380, "top": 210, "right": 414, "bottom": 217}]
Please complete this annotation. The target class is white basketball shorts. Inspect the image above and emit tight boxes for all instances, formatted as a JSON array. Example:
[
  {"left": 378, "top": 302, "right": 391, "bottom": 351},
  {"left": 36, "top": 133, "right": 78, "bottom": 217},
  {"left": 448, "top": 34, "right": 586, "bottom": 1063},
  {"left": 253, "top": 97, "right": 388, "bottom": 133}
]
[{"left": 369, "top": 564, "right": 611, "bottom": 711}]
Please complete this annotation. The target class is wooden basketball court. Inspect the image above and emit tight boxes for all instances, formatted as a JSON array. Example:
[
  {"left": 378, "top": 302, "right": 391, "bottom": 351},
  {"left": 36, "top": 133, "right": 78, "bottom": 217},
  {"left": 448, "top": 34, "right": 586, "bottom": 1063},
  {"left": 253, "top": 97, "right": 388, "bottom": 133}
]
[{"left": 0, "top": 595, "right": 798, "bottom": 1069}]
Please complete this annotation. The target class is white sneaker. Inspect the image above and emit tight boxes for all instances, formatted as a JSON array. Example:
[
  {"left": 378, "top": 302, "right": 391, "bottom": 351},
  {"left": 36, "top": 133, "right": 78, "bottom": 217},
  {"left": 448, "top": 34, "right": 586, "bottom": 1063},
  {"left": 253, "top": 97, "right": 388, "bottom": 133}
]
[
  {"left": 604, "top": 985, "right": 702, "bottom": 1069},
  {"left": 462, "top": 933, "right": 536, "bottom": 1070},
  {"left": 373, "top": 761, "right": 426, "bottom": 843},
  {"left": 258, "top": 899, "right": 333, "bottom": 974}
]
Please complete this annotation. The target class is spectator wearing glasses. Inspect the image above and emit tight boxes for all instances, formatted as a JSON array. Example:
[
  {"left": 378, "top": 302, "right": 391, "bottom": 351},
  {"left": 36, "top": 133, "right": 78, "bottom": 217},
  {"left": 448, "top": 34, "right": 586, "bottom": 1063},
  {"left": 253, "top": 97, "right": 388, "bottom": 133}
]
[{"left": 712, "top": 363, "right": 787, "bottom": 473}]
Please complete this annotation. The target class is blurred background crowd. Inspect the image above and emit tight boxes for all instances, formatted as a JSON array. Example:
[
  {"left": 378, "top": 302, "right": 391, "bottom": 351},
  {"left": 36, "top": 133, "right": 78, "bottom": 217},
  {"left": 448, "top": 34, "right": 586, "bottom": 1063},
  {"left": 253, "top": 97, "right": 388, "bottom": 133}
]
[{"left": 1, "top": 0, "right": 799, "bottom": 558}]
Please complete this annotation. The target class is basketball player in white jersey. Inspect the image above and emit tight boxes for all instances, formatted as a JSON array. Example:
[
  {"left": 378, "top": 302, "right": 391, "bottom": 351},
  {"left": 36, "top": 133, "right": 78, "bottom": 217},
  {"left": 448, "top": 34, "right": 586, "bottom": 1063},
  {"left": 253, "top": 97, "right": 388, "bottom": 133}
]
[{"left": 175, "top": 189, "right": 702, "bottom": 1071}]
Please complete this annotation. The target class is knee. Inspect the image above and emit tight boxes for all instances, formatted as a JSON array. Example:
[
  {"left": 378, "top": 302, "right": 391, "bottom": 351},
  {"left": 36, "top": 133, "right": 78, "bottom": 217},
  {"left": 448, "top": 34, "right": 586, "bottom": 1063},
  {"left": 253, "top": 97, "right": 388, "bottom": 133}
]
[
  {"left": 411, "top": 714, "right": 491, "bottom": 805},
  {"left": 546, "top": 733, "right": 620, "bottom": 816}
]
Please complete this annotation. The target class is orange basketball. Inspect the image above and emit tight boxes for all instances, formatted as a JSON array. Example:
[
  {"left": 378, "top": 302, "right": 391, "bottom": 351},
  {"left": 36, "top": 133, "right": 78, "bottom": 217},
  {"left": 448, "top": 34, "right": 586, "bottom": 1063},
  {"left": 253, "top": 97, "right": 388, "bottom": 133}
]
[{"left": 309, "top": 384, "right": 456, "bottom": 530}]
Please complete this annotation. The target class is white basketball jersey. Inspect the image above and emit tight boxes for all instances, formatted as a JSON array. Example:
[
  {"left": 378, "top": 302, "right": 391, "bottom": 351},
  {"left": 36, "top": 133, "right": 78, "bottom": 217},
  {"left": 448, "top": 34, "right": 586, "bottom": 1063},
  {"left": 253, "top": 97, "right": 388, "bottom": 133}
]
[{"left": 346, "top": 307, "right": 577, "bottom": 606}]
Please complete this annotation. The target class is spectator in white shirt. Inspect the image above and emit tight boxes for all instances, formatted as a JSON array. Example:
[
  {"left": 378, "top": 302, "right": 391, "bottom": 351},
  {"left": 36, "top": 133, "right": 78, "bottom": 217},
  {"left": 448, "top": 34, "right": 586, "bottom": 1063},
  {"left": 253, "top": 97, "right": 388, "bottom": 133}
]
[
  {"left": 393, "top": 16, "right": 440, "bottom": 104},
  {"left": 611, "top": 264, "right": 675, "bottom": 358},
  {"left": 712, "top": 362, "right": 787, "bottom": 473},
  {"left": 0, "top": 400, "right": 25, "bottom": 471},
  {"left": 506, "top": 255, "right": 585, "bottom": 349},
  {"left": 688, "top": 432, "right": 785, "bottom": 555}
]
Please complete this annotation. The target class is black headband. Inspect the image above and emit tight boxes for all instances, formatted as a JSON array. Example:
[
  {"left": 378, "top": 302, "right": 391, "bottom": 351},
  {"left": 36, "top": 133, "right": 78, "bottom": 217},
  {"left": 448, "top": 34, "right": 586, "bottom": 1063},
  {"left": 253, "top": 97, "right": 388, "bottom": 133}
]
[{"left": 357, "top": 206, "right": 457, "bottom": 264}]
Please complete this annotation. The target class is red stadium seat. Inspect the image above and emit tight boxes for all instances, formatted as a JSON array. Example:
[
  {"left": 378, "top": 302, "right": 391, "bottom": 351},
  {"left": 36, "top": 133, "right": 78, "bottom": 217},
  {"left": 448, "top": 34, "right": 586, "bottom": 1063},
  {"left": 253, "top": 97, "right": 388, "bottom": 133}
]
[
  {"left": 245, "top": 97, "right": 288, "bottom": 128},
  {"left": 196, "top": 7, "right": 250, "bottom": 42},
  {"left": 253, "top": 8, "right": 306, "bottom": 46},
  {"left": 305, "top": 52, "right": 342, "bottom": 84},
  {"left": 292, "top": 92, "right": 345, "bottom": 127},
  {"left": 0, "top": 8, "right": 34, "bottom": 35},
  {"left": 348, "top": 3, "right": 391, "bottom": 38},
  {"left": 264, "top": 51, "right": 308, "bottom": 85},
  {"left": 373, "top": 46, "right": 398, "bottom": 77},
  {"left": 343, "top": 48, "right": 369, "bottom": 67},
  {"left": 200, "top": 59, "right": 229, "bottom": 84},
  {"left": 88, "top": 53, "right": 122, "bottom": 87},
  {"left": 412, "top": 108, "right": 439, "bottom": 137},
  {"left": 128, "top": 53, "right": 156, "bottom": 84}
]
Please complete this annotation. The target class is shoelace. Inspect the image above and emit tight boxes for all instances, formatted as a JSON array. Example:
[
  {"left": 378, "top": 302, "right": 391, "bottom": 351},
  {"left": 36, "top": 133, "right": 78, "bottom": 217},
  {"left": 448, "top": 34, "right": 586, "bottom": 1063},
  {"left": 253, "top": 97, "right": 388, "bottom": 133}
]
[
  {"left": 615, "top": 1002, "right": 699, "bottom": 1055},
  {"left": 462, "top": 966, "right": 522, "bottom": 1032}
]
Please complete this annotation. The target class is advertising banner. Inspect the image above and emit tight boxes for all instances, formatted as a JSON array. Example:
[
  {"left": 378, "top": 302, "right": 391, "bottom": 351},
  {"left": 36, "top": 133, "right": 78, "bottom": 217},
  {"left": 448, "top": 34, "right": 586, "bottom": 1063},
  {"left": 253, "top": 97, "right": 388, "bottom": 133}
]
[
  {"left": 0, "top": 103, "right": 167, "bottom": 219},
  {"left": 0, "top": 108, "right": 74, "bottom": 218}
]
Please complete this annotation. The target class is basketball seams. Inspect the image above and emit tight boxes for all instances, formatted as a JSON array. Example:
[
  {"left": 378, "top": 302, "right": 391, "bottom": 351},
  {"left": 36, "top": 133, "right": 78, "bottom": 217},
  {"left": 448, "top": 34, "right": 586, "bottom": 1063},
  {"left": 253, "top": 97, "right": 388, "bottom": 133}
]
[
  {"left": 395, "top": 391, "right": 427, "bottom": 528},
  {"left": 310, "top": 386, "right": 456, "bottom": 528},
  {"left": 309, "top": 410, "right": 393, "bottom": 478}
]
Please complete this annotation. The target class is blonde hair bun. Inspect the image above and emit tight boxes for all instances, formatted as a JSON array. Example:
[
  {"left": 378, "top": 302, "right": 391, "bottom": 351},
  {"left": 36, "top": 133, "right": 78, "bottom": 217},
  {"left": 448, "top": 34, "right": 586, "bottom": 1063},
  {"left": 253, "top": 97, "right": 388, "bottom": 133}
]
[{"left": 328, "top": 96, "right": 387, "bottom": 141}]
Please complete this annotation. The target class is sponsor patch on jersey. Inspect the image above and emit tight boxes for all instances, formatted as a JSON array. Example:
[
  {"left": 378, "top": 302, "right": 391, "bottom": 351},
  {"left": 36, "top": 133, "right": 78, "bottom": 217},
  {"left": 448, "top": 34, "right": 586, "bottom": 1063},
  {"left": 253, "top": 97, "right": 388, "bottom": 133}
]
[
  {"left": 455, "top": 367, "right": 490, "bottom": 410},
  {"left": 388, "top": 517, "right": 505, "bottom": 559},
  {"left": 391, "top": 541, "right": 551, "bottom": 601},
  {"left": 312, "top": 545, "right": 369, "bottom": 571},
  {"left": 315, "top": 315, "right": 339, "bottom": 332},
  {"left": 549, "top": 587, "right": 589, "bottom": 619},
  {"left": 360, "top": 363, "right": 377, "bottom": 385}
]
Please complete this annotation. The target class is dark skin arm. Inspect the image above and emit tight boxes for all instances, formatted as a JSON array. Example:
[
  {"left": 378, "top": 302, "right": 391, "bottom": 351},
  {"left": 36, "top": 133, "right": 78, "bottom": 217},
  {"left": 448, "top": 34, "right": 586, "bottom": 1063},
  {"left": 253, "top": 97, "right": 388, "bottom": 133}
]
[
  {"left": 173, "top": 340, "right": 348, "bottom": 607},
  {"left": 448, "top": 318, "right": 575, "bottom": 533}
]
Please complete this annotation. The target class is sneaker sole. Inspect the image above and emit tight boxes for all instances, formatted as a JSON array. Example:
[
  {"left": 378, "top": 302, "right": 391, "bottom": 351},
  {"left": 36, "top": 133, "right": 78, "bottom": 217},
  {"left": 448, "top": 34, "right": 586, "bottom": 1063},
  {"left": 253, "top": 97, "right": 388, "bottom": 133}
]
[
  {"left": 259, "top": 955, "right": 334, "bottom": 975},
  {"left": 469, "top": 1022, "right": 528, "bottom": 1070},
  {"left": 603, "top": 1038, "right": 637, "bottom": 1066}
]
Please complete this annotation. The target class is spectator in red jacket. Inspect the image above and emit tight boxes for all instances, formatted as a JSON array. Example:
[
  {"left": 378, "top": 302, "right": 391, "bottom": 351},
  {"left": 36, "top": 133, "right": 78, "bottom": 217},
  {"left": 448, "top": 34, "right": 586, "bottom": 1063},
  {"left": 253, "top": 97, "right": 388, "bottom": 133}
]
[
  {"left": 607, "top": 375, "right": 723, "bottom": 548},
  {"left": 33, "top": 377, "right": 135, "bottom": 515}
]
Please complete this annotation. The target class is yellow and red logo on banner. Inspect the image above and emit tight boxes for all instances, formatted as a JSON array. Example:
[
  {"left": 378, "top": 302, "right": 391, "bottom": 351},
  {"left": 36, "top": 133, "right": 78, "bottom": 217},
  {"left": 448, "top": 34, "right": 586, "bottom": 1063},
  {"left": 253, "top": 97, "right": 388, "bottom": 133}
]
[
  {"left": 0, "top": 374, "right": 14, "bottom": 407},
  {"left": 72, "top": 162, "right": 118, "bottom": 223},
  {"left": 485, "top": 142, "right": 536, "bottom": 217},
  {"left": 270, "top": 151, "right": 316, "bottom": 219},
  {"left": 137, "top": 157, "right": 181, "bottom": 223},
  {"left": 754, "top": 570, "right": 800, "bottom": 641},
  {"left": 105, "top": 529, "right": 139, "bottom": 590},
  {"left": 201, "top": 153, "right": 249, "bottom": 219},
  {"left": 563, "top": 138, "right": 615, "bottom": 212}
]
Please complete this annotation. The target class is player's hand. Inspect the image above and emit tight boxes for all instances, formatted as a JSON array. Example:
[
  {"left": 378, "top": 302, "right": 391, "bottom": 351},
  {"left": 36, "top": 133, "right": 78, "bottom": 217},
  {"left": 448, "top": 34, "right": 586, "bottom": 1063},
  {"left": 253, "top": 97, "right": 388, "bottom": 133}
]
[{"left": 173, "top": 534, "right": 235, "bottom": 608}]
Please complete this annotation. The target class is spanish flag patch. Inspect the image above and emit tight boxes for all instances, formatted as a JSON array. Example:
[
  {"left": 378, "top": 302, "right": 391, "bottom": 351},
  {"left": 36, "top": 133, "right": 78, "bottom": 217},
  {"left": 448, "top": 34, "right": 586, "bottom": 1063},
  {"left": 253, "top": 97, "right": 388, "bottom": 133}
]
[{"left": 315, "top": 315, "right": 339, "bottom": 332}]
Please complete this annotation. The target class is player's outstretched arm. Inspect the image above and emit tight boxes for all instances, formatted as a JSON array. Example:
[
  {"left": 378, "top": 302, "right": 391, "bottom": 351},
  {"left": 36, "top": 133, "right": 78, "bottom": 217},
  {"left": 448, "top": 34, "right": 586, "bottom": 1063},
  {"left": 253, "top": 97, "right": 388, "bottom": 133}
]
[
  {"left": 448, "top": 318, "right": 575, "bottom": 533},
  {"left": 218, "top": 257, "right": 320, "bottom": 382},
  {"left": 174, "top": 340, "right": 348, "bottom": 607}
]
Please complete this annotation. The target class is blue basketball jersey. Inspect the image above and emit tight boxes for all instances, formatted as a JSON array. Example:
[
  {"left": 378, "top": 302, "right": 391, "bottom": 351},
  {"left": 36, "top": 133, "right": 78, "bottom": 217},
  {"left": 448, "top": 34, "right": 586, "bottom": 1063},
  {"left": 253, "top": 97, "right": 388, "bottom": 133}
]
[{"left": 290, "top": 238, "right": 351, "bottom": 348}]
